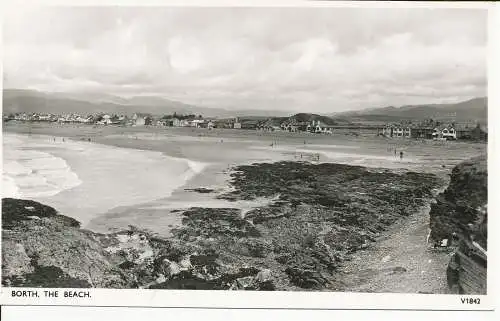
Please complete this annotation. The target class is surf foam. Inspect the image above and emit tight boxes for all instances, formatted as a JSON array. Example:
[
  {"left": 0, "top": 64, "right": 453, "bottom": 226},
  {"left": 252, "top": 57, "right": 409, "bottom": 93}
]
[{"left": 2, "top": 136, "right": 82, "bottom": 198}]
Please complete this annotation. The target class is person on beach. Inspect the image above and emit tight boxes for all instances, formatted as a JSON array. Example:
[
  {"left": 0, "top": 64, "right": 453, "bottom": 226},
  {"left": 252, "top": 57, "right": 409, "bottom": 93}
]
[
  {"left": 394, "top": 148, "right": 397, "bottom": 156},
  {"left": 400, "top": 151, "right": 404, "bottom": 160}
]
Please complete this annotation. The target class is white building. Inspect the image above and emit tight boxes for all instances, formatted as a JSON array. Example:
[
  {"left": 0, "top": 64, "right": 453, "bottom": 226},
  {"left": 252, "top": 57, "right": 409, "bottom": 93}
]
[
  {"left": 307, "top": 120, "right": 334, "bottom": 134},
  {"left": 233, "top": 117, "right": 242, "bottom": 129},
  {"left": 433, "top": 126, "right": 457, "bottom": 140},
  {"left": 381, "top": 124, "right": 411, "bottom": 138},
  {"left": 133, "top": 113, "right": 154, "bottom": 126}
]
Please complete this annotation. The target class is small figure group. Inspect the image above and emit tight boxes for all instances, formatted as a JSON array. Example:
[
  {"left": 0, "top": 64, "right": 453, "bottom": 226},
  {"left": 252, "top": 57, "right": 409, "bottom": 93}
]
[{"left": 394, "top": 148, "right": 403, "bottom": 160}]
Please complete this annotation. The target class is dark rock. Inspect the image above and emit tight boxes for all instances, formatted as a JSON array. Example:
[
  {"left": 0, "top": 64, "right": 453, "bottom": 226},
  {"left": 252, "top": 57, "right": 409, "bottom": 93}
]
[
  {"left": 8, "top": 264, "right": 92, "bottom": 288},
  {"left": 429, "top": 155, "right": 487, "bottom": 243},
  {"left": 118, "top": 261, "right": 137, "bottom": 270},
  {"left": 184, "top": 188, "right": 215, "bottom": 194},
  {"left": 285, "top": 266, "right": 328, "bottom": 289},
  {"left": 232, "top": 238, "right": 273, "bottom": 258},
  {"left": 2, "top": 198, "right": 80, "bottom": 229},
  {"left": 175, "top": 208, "right": 261, "bottom": 238}
]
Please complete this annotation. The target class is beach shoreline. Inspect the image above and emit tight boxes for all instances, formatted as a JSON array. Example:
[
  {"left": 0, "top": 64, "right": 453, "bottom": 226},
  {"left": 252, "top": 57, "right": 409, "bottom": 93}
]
[
  {"left": 2, "top": 132, "right": 214, "bottom": 230},
  {"left": 1, "top": 123, "right": 487, "bottom": 293},
  {"left": 2, "top": 127, "right": 300, "bottom": 234},
  {"left": 3, "top": 123, "right": 486, "bottom": 235}
]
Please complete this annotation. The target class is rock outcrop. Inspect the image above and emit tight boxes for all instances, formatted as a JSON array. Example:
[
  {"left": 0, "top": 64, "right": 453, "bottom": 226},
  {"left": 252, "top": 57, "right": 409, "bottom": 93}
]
[
  {"left": 429, "top": 155, "right": 488, "bottom": 294},
  {"left": 429, "top": 155, "right": 487, "bottom": 244}
]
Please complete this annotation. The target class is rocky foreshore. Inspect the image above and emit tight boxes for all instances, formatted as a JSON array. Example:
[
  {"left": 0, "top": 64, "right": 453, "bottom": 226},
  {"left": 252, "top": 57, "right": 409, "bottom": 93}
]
[
  {"left": 429, "top": 155, "right": 487, "bottom": 247},
  {"left": 2, "top": 161, "right": 443, "bottom": 290},
  {"left": 427, "top": 155, "right": 487, "bottom": 294}
]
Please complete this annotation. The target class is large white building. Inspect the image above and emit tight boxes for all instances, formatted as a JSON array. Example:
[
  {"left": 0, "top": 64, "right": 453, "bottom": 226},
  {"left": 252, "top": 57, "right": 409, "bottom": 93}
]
[{"left": 433, "top": 126, "right": 457, "bottom": 140}]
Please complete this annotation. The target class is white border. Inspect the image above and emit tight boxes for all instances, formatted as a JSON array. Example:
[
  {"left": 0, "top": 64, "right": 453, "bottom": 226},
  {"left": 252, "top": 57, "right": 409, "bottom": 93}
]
[
  {"left": 0, "top": 0, "right": 495, "bottom": 9},
  {"left": 0, "top": 288, "right": 495, "bottom": 310},
  {"left": 1, "top": 306, "right": 495, "bottom": 321},
  {"left": 0, "top": 0, "right": 497, "bottom": 312},
  {"left": 487, "top": 0, "right": 499, "bottom": 314}
]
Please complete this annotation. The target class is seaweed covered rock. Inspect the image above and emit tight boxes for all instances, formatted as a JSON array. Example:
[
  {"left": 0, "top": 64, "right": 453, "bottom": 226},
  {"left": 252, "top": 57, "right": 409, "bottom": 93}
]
[
  {"left": 2, "top": 198, "right": 80, "bottom": 229},
  {"left": 174, "top": 207, "right": 261, "bottom": 239},
  {"left": 1, "top": 199, "right": 126, "bottom": 288},
  {"left": 429, "top": 155, "right": 487, "bottom": 243},
  {"left": 3, "top": 161, "right": 443, "bottom": 291}
]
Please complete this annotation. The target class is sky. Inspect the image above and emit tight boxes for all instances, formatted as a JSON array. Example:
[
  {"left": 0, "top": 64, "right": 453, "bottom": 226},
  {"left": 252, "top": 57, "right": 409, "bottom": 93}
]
[{"left": 3, "top": 7, "right": 487, "bottom": 113}]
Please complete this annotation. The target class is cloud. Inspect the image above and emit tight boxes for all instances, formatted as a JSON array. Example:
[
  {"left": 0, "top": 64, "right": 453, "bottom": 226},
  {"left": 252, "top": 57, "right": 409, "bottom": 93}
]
[{"left": 3, "top": 7, "right": 487, "bottom": 112}]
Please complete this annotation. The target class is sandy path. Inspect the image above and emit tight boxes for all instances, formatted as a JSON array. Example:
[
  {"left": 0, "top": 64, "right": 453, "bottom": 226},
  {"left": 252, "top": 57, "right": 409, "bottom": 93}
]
[{"left": 332, "top": 191, "right": 453, "bottom": 294}]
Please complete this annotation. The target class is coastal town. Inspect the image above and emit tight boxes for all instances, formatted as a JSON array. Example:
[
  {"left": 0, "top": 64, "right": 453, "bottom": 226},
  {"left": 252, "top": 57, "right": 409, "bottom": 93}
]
[{"left": 3, "top": 111, "right": 488, "bottom": 142}]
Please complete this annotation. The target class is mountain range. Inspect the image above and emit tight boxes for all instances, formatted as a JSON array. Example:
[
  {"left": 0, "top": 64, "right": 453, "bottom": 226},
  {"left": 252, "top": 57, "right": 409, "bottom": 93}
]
[
  {"left": 1, "top": 89, "right": 289, "bottom": 118},
  {"left": 2, "top": 89, "right": 487, "bottom": 124},
  {"left": 332, "top": 97, "right": 488, "bottom": 124}
]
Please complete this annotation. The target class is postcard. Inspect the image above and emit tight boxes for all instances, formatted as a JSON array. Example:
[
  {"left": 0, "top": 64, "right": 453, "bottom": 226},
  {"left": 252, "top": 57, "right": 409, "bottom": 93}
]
[{"left": 0, "top": 0, "right": 495, "bottom": 311}]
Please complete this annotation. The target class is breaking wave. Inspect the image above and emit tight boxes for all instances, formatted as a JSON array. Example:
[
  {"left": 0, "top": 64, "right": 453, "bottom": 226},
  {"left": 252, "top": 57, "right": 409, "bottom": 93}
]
[{"left": 2, "top": 137, "right": 82, "bottom": 198}]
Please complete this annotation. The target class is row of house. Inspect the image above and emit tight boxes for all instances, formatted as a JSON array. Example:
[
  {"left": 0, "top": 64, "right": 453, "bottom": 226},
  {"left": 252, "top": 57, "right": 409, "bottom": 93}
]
[
  {"left": 381, "top": 123, "right": 488, "bottom": 141},
  {"left": 3, "top": 111, "right": 220, "bottom": 128},
  {"left": 148, "top": 115, "right": 338, "bottom": 134},
  {"left": 4, "top": 112, "right": 100, "bottom": 124},
  {"left": 5, "top": 112, "right": 118, "bottom": 126},
  {"left": 156, "top": 117, "right": 215, "bottom": 129},
  {"left": 258, "top": 119, "right": 336, "bottom": 134},
  {"left": 4, "top": 112, "right": 487, "bottom": 141},
  {"left": 3, "top": 111, "right": 354, "bottom": 137}
]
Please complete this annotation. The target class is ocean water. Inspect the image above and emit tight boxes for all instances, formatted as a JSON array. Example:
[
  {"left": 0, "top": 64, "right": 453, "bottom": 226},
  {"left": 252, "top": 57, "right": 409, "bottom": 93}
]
[
  {"left": 2, "top": 136, "right": 82, "bottom": 198},
  {"left": 2, "top": 134, "right": 207, "bottom": 226}
]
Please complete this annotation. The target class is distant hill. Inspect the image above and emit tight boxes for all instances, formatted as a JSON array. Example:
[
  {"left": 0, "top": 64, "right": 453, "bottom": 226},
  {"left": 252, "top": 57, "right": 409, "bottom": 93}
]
[
  {"left": 4, "top": 89, "right": 485, "bottom": 123},
  {"left": 1, "top": 89, "right": 289, "bottom": 118},
  {"left": 333, "top": 97, "right": 488, "bottom": 124},
  {"left": 289, "top": 113, "right": 351, "bottom": 125}
]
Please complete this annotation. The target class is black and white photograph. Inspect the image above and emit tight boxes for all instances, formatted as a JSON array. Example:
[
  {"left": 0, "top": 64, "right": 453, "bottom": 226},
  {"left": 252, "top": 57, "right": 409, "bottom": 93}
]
[{"left": 0, "top": 1, "right": 491, "bottom": 310}]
